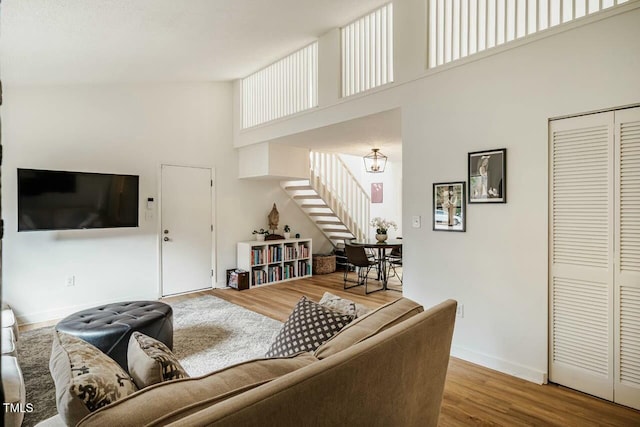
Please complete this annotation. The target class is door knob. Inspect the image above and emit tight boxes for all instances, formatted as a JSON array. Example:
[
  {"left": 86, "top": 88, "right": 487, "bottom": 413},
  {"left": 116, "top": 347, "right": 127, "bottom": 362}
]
[{"left": 164, "top": 237, "right": 170, "bottom": 242}]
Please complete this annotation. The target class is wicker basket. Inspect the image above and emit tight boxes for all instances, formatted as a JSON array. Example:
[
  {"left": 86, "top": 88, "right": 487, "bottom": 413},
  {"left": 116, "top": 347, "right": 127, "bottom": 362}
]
[{"left": 312, "top": 254, "right": 336, "bottom": 275}]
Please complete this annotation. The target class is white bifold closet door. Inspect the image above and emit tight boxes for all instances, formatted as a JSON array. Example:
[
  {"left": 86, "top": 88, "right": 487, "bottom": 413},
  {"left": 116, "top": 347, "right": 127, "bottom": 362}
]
[
  {"left": 549, "top": 106, "right": 640, "bottom": 410},
  {"left": 550, "top": 112, "right": 615, "bottom": 401},
  {"left": 614, "top": 108, "right": 640, "bottom": 409}
]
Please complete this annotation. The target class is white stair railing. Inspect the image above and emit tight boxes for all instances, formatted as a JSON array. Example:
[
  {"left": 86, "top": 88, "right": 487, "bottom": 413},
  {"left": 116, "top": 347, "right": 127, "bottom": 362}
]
[{"left": 309, "top": 152, "right": 370, "bottom": 241}]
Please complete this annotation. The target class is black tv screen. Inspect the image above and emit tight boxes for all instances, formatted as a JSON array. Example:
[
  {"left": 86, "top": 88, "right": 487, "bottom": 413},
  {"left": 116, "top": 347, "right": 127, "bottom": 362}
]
[{"left": 18, "top": 169, "right": 139, "bottom": 231}]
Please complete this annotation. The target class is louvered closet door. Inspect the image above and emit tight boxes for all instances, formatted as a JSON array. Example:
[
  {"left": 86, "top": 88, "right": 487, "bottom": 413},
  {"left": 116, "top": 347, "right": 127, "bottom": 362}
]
[
  {"left": 549, "top": 112, "right": 615, "bottom": 400},
  {"left": 614, "top": 107, "right": 640, "bottom": 410}
]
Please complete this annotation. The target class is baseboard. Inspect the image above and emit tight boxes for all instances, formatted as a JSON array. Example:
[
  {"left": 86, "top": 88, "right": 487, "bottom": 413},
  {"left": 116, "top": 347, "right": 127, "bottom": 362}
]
[
  {"left": 16, "top": 294, "right": 153, "bottom": 326},
  {"left": 451, "top": 345, "right": 548, "bottom": 385}
]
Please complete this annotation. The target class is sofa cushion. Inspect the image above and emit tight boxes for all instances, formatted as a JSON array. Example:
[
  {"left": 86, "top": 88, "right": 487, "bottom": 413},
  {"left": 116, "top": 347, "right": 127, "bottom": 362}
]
[
  {"left": 77, "top": 352, "right": 317, "bottom": 427},
  {"left": 319, "top": 292, "right": 371, "bottom": 318},
  {"left": 2, "top": 303, "right": 19, "bottom": 342},
  {"left": 2, "top": 327, "right": 17, "bottom": 356},
  {"left": 314, "top": 297, "right": 424, "bottom": 359},
  {"left": 128, "top": 332, "right": 189, "bottom": 388},
  {"left": 2, "top": 355, "right": 26, "bottom": 427},
  {"left": 50, "top": 331, "right": 138, "bottom": 426},
  {"left": 265, "top": 296, "right": 354, "bottom": 358}
]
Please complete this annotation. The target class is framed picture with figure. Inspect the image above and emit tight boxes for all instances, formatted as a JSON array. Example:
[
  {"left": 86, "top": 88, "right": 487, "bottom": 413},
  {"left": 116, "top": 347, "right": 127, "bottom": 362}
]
[
  {"left": 433, "top": 182, "right": 466, "bottom": 232},
  {"left": 371, "top": 183, "right": 383, "bottom": 203},
  {"left": 468, "top": 148, "right": 506, "bottom": 203}
]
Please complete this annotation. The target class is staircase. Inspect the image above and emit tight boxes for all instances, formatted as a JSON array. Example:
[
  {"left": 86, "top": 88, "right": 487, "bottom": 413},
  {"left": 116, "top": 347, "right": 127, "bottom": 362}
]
[{"left": 281, "top": 152, "right": 370, "bottom": 248}]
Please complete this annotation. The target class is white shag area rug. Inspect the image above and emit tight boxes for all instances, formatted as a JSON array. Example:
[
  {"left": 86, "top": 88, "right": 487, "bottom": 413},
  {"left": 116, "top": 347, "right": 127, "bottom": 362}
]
[{"left": 170, "top": 293, "right": 282, "bottom": 376}]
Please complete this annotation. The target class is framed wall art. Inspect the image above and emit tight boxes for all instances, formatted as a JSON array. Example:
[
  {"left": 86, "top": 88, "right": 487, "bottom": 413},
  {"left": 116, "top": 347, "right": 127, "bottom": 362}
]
[
  {"left": 371, "top": 182, "right": 383, "bottom": 203},
  {"left": 433, "top": 182, "right": 466, "bottom": 232},
  {"left": 468, "top": 148, "right": 506, "bottom": 203}
]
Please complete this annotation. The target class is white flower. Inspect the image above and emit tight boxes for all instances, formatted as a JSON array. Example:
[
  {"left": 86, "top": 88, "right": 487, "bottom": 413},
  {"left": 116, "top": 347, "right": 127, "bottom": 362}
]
[{"left": 370, "top": 217, "right": 398, "bottom": 234}]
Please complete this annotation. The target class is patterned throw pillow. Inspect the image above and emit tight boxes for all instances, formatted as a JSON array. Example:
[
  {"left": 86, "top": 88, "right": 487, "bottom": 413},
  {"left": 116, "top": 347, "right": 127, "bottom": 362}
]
[
  {"left": 265, "top": 296, "right": 355, "bottom": 358},
  {"left": 319, "top": 292, "right": 372, "bottom": 318},
  {"left": 50, "top": 331, "right": 138, "bottom": 426},
  {"left": 128, "top": 332, "right": 189, "bottom": 388}
]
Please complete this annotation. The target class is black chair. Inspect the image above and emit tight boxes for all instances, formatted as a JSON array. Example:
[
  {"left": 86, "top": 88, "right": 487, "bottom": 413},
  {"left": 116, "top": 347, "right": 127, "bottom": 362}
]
[
  {"left": 344, "top": 242, "right": 383, "bottom": 294},
  {"left": 386, "top": 246, "right": 403, "bottom": 290}
]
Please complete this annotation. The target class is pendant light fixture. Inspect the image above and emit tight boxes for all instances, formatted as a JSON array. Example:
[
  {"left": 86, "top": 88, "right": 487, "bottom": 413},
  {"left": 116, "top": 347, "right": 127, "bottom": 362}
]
[{"left": 363, "top": 148, "right": 387, "bottom": 173}]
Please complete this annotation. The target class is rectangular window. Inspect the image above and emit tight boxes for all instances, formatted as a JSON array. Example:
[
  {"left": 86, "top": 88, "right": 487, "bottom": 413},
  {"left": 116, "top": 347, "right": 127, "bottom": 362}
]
[
  {"left": 242, "top": 42, "right": 318, "bottom": 129},
  {"left": 341, "top": 3, "right": 394, "bottom": 98},
  {"left": 428, "top": 0, "right": 630, "bottom": 68}
]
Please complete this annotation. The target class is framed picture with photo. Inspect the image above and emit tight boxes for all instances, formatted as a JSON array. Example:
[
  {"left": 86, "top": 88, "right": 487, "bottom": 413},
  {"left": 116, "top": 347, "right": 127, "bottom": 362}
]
[
  {"left": 433, "top": 182, "right": 466, "bottom": 232},
  {"left": 371, "top": 182, "right": 383, "bottom": 203},
  {"left": 468, "top": 148, "right": 506, "bottom": 203}
]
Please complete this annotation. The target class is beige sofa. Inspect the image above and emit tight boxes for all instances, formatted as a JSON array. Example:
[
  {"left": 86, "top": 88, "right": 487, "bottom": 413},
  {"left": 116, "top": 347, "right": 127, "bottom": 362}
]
[{"left": 41, "top": 297, "right": 456, "bottom": 427}]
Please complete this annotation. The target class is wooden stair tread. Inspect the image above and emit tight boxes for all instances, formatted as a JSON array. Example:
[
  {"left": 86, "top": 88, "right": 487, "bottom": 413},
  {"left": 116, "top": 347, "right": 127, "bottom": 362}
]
[
  {"left": 301, "top": 204, "right": 329, "bottom": 209},
  {"left": 293, "top": 195, "right": 322, "bottom": 200},
  {"left": 284, "top": 185, "right": 313, "bottom": 190}
]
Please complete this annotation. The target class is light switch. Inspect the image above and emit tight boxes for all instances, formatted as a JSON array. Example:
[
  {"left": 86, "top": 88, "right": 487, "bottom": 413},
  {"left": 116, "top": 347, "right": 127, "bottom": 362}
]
[{"left": 412, "top": 216, "right": 421, "bottom": 228}]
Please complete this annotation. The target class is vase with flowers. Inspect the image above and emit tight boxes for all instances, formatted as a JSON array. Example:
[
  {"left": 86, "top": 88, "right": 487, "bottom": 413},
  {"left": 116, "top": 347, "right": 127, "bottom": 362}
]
[{"left": 370, "top": 217, "right": 397, "bottom": 243}]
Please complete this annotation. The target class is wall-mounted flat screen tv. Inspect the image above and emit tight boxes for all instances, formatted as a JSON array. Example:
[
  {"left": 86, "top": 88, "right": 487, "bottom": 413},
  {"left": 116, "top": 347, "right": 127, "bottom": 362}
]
[{"left": 18, "top": 169, "right": 139, "bottom": 231}]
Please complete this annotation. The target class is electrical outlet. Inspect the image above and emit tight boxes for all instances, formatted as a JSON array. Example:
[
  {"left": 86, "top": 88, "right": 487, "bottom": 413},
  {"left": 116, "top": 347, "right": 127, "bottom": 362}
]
[
  {"left": 456, "top": 304, "right": 464, "bottom": 319},
  {"left": 66, "top": 276, "right": 75, "bottom": 287}
]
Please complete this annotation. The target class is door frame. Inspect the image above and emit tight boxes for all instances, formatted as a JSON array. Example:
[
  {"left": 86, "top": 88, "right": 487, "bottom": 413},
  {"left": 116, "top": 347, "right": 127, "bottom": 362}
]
[{"left": 157, "top": 163, "right": 216, "bottom": 298}]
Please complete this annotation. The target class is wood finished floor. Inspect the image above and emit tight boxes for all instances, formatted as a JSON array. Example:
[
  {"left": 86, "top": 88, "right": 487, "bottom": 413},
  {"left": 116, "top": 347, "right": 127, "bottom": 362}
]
[
  {"left": 207, "top": 272, "right": 640, "bottom": 427},
  {"left": 210, "top": 270, "right": 402, "bottom": 322}
]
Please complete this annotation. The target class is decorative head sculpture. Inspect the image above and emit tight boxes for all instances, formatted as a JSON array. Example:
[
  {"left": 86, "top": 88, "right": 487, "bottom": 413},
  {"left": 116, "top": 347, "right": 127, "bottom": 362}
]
[{"left": 268, "top": 203, "right": 279, "bottom": 231}]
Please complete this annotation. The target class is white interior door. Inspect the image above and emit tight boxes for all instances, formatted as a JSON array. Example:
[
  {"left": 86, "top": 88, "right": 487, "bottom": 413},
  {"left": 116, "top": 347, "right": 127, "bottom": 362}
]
[
  {"left": 550, "top": 107, "right": 640, "bottom": 411},
  {"left": 549, "top": 112, "right": 615, "bottom": 401},
  {"left": 161, "top": 165, "right": 213, "bottom": 296},
  {"left": 614, "top": 107, "right": 640, "bottom": 410}
]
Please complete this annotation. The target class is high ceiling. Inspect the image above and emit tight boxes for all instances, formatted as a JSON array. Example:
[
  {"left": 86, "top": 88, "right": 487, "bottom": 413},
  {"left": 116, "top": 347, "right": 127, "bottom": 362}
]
[
  {"left": 1, "top": 0, "right": 402, "bottom": 158},
  {"left": 0, "top": 0, "right": 388, "bottom": 85}
]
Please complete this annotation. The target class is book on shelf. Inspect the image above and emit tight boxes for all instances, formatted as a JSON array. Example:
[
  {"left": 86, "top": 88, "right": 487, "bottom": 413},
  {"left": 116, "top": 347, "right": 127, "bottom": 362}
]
[
  {"left": 283, "top": 264, "right": 295, "bottom": 279},
  {"left": 284, "top": 245, "right": 296, "bottom": 261},
  {"left": 252, "top": 269, "right": 267, "bottom": 285},
  {"left": 251, "top": 248, "right": 268, "bottom": 265},
  {"left": 267, "top": 265, "right": 283, "bottom": 282},
  {"left": 268, "top": 246, "right": 282, "bottom": 263},
  {"left": 297, "top": 244, "right": 309, "bottom": 259},
  {"left": 297, "top": 260, "right": 311, "bottom": 276}
]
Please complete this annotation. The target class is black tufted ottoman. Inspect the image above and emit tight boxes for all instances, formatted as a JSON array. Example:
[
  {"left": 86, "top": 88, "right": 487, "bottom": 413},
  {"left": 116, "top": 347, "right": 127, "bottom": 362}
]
[{"left": 55, "top": 301, "right": 173, "bottom": 369}]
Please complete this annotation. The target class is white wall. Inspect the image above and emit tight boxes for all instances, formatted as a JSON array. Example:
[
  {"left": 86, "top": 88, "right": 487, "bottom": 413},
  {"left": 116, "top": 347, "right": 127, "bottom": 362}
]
[
  {"left": 3, "top": 82, "right": 330, "bottom": 324},
  {"left": 238, "top": 143, "right": 310, "bottom": 179},
  {"left": 339, "top": 154, "right": 403, "bottom": 239},
  {"left": 232, "top": 5, "right": 640, "bottom": 383},
  {"left": 401, "top": 9, "right": 639, "bottom": 383}
]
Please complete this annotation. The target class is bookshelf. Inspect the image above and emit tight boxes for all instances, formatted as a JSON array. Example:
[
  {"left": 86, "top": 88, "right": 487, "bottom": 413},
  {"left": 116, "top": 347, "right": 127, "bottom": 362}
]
[{"left": 237, "top": 238, "right": 312, "bottom": 288}]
